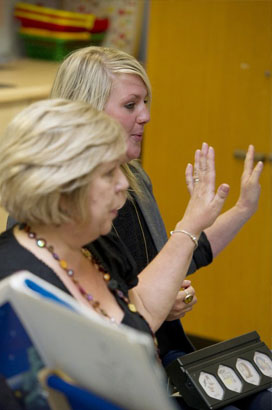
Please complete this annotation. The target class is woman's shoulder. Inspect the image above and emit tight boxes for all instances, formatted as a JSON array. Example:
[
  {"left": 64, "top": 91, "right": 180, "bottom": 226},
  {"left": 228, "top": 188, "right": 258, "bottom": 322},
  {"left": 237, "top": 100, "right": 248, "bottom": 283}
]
[
  {"left": 0, "top": 227, "right": 18, "bottom": 255},
  {"left": 0, "top": 227, "right": 65, "bottom": 291},
  {"left": 0, "top": 227, "right": 28, "bottom": 280}
]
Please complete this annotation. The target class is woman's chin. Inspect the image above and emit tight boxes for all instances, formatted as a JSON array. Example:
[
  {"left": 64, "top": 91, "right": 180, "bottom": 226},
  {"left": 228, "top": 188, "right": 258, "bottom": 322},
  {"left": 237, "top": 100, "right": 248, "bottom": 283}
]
[
  {"left": 100, "top": 222, "right": 114, "bottom": 237},
  {"left": 126, "top": 144, "right": 142, "bottom": 161}
]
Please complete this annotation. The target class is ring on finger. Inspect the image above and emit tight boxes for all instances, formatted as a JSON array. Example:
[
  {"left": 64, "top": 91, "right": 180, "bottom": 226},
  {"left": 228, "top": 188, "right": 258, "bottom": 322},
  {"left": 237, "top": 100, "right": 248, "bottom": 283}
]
[
  {"left": 183, "top": 289, "right": 193, "bottom": 304},
  {"left": 193, "top": 176, "right": 200, "bottom": 183}
]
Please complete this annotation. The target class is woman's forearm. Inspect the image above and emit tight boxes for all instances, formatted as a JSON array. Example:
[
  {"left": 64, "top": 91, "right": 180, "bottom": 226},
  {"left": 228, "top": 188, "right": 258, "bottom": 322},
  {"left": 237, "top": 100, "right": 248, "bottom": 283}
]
[
  {"left": 204, "top": 204, "right": 251, "bottom": 257},
  {"left": 130, "top": 143, "right": 230, "bottom": 331}
]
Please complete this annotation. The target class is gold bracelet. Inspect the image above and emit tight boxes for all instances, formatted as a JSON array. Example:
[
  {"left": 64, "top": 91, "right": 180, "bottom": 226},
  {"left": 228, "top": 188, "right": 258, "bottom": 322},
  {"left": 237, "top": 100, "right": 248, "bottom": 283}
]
[{"left": 170, "top": 229, "right": 198, "bottom": 249}]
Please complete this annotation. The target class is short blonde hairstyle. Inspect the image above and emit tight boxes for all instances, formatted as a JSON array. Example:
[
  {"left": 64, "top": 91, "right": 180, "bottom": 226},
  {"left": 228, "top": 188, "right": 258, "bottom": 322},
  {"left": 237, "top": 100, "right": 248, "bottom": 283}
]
[
  {"left": 51, "top": 46, "right": 152, "bottom": 196},
  {"left": 0, "top": 98, "right": 126, "bottom": 225},
  {"left": 50, "top": 46, "right": 151, "bottom": 110}
]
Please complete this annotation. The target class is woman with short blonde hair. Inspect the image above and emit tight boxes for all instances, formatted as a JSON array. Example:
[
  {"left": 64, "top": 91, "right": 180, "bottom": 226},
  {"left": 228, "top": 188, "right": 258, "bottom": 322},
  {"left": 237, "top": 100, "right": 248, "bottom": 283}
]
[{"left": 0, "top": 98, "right": 126, "bottom": 225}]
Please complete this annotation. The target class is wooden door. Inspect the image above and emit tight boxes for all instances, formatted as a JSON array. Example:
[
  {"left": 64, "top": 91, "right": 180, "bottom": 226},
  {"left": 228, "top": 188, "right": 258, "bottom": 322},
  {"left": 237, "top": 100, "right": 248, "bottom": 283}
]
[{"left": 144, "top": 0, "right": 272, "bottom": 347}]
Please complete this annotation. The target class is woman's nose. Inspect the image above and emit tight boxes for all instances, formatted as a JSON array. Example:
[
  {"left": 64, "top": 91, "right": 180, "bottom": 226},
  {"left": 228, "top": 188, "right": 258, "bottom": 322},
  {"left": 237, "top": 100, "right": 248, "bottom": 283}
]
[
  {"left": 116, "top": 168, "right": 129, "bottom": 192},
  {"left": 137, "top": 105, "right": 150, "bottom": 124}
]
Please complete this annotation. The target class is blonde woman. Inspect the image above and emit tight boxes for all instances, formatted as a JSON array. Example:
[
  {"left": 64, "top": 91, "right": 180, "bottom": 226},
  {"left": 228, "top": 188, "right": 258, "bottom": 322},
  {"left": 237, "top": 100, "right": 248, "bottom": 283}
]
[
  {"left": 48, "top": 46, "right": 264, "bottom": 368},
  {"left": 1, "top": 100, "right": 269, "bottom": 410}
]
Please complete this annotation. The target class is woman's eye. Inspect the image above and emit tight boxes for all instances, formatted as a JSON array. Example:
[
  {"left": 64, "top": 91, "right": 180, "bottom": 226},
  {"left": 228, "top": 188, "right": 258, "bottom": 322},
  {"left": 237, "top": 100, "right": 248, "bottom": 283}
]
[
  {"left": 104, "top": 168, "right": 115, "bottom": 178},
  {"left": 124, "top": 102, "right": 135, "bottom": 110}
]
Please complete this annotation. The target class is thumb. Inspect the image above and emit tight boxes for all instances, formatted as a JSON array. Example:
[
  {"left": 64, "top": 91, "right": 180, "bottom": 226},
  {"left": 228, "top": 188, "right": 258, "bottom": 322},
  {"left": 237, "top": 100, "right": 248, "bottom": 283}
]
[
  {"left": 217, "top": 183, "right": 230, "bottom": 199},
  {"left": 213, "top": 183, "right": 230, "bottom": 210}
]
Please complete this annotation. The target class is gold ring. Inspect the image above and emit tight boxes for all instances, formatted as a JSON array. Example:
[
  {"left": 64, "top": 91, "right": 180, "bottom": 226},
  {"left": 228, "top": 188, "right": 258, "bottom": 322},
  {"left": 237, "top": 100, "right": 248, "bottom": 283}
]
[
  {"left": 184, "top": 289, "right": 193, "bottom": 304},
  {"left": 193, "top": 177, "right": 200, "bottom": 183}
]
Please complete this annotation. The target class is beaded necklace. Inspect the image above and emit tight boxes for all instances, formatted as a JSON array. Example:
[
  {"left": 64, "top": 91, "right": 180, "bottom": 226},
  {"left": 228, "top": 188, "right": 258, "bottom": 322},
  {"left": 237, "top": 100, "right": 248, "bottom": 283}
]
[
  {"left": 20, "top": 224, "right": 160, "bottom": 358},
  {"left": 19, "top": 224, "right": 160, "bottom": 360},
  {"left": 20, "top": 224, "right": 139, "bottom": 323}
]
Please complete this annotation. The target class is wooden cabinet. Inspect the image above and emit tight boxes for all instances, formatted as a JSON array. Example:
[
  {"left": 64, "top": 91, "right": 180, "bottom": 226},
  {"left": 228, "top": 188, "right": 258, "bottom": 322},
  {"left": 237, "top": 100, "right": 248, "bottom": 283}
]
[
  {"left": 0, "top": 59, "right": 59, "bottom": 232},
  {"left": 144, "top": 0, "right": 272, "bottom": 347}
]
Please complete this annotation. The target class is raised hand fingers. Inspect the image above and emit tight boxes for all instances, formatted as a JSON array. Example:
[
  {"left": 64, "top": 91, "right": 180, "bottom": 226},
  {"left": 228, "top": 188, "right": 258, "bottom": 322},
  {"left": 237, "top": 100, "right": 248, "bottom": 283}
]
[
  {"left": 181, "top": 142, "right": 230, "bottom": 233},
  {"left": 185, "top": 163, "right": 194, "bottom": 195},
  {"left": 186, "top": 142, "right": 214, "bottom": 195},
  {"left": 189, "top": 143, "right": 210, "bottom": 189},
  {"left": 251, "top": 161, "right": 263, "bottom": 183},
  {"left": 193, "top": 148, "right": 201, "bottom": 180},
  {"left": 242, "top": 145, "right": 255, "bottom": 180},
  {"left": 242, "top": 145, "right": 263, "bottom": 183},
  {"left": 236, "top": 145, "right": 263, "bottom": 216},
  {"left": 199, "top": 142, "right": 209, "bottom": 172},
  {"left": 192, "top": 143, "right": 216, "bottom": 192},
  {"left": 206, "top": 145, "right": 216, "bottom": 190}
]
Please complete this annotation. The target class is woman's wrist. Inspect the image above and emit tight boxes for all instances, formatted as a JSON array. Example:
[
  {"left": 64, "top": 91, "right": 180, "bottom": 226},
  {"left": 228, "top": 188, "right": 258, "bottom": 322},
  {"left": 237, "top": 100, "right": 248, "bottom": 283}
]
[
  {"left": 174, "top": 220, "right": 201, "bottom": 239},
  {"left": 170, "top": 221, "right": 201, "bottom": 250},
  {"left": 234, "top": 200, "right": 256, "bottom": 222},
  {"left": 170, "top": 229, "right": 198, "bottom": 249}
]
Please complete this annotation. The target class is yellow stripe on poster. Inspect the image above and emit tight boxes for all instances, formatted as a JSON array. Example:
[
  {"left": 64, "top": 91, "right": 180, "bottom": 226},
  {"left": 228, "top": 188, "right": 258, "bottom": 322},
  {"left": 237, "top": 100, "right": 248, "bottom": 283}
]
[
  {"left": 15, "top": 2, "right": 94, "bottom": 21},
  {"left": 19, "top": 27, "right": 91, "bottom": 40},
  {"left": 15, "top": 10, "right": 95, "bottom": 29}
]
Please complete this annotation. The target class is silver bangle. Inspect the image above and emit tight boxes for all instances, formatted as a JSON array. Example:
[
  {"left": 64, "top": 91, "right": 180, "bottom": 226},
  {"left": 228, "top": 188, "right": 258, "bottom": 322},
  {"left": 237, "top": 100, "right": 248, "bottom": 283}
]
[{"left": 170, "top": 229, "right": 198, "bottom": 249}]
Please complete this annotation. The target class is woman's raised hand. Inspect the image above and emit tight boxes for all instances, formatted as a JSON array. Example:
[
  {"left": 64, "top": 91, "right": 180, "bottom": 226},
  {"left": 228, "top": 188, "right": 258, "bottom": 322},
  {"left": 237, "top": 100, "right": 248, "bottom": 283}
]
[
  {"left": 179, "top": 142, "right": 229, "bottom": 235},
  {"left": 235, "top": 144, "right": 263, "bottom": 219}
]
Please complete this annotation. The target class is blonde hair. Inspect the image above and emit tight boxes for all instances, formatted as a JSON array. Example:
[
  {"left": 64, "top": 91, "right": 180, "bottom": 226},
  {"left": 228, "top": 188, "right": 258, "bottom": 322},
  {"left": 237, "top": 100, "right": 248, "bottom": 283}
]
[
  {"left": 0, "top": 98, "right": 126, "bottom": 225},
  {"left": 51, "top": 46, "right": 152, "bottom": 195}
]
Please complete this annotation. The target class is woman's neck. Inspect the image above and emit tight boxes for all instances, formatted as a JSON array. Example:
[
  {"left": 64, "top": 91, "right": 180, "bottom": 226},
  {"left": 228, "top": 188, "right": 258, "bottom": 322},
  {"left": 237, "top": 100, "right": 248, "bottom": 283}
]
[
  {"left": 14, "top": 223, "right": 124, "bottom": 322},
  {"left": 29, "top": 221, "right": 97, "bottom": 254}
]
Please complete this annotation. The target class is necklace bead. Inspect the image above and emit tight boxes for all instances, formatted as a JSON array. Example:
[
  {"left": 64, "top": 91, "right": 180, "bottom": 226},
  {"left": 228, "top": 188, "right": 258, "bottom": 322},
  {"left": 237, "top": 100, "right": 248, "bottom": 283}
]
[
  {"left": 37, "top": 238, "right": 46, "bottom": 248},
  {"left": 60, "top": 260, "right": 68, "bottom": 269},
  {"left": 53, "top": 253, "right": 60, "bottom": 260},
  {"left": 103, "top": 273, "right": 111, "bottom": 281},
  {"left": 108, "top": 279, "right": 118, "bottom": 290},
  {"left": 128, "top": 303, "right": 137, "bottom": 313}
]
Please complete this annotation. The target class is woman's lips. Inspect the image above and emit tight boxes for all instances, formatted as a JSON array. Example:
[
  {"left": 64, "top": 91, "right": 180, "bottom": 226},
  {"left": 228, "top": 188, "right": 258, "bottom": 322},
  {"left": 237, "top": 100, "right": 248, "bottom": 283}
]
[
  {"left": 131, "top": 133, "right": 143, "bottom": 142},
  {"left": 111, "top": 209, "right": 118, "bottom": 217}
]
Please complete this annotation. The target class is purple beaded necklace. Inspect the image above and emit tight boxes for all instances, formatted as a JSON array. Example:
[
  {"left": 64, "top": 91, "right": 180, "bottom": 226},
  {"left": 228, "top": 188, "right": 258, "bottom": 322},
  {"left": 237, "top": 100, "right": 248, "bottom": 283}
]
[{"left": 20, "top": 223, "right": 160, "bottom": 359}]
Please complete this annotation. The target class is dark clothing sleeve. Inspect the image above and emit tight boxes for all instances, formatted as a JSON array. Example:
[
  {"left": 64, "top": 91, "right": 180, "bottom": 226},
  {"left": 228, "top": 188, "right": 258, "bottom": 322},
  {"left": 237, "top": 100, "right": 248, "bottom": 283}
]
[
  {"left": 112, "top": 163, "right": 214, "bottom": 361},
  {"left": 187, "top": 231, "right": 213, "bottom": 275}
]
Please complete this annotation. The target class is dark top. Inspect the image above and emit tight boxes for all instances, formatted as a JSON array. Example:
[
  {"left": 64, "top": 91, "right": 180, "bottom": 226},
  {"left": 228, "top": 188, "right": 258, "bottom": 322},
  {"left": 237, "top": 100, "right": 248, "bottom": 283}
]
[
  {"left": 0, "top": 228, "right": 152, "bottom": 337},
  {"left": 112, "top": 192, "right": 157, "bottom": 273},
  {"left": 111, "top": 164, "right": 213, "bottom": 361},
  {"left": 113, "top": 200, "right": 212, "bottom": 359},
  {"left": 114, "top": 194, "right": 212, "bottom": 276}
]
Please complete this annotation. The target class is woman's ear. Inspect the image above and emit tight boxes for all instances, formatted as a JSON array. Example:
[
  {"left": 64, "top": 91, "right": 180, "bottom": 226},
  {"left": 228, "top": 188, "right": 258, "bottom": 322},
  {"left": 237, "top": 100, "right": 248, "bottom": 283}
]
[{"left": 59, "top": 194, "right": 72, "bottom": 217}]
